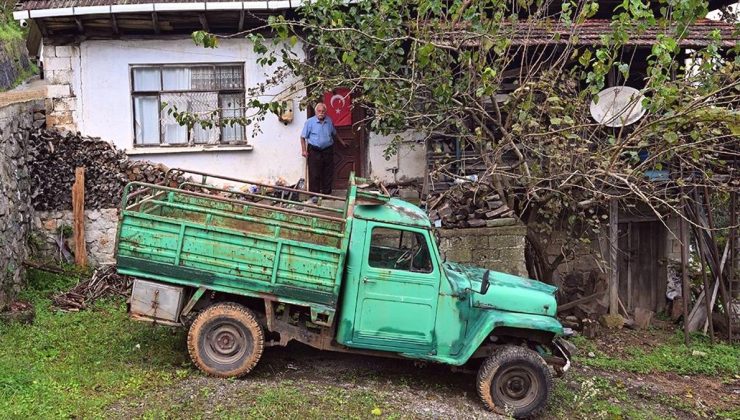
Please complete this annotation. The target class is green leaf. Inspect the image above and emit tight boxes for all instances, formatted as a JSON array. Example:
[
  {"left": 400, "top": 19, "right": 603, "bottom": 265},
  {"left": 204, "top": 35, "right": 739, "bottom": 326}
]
[{"left": 579, "top": 49, "right": 592, "bottom": 67}]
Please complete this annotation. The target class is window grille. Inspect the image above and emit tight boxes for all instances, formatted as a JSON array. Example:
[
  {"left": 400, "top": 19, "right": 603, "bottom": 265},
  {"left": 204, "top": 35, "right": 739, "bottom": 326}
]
[{"left": 131, "top": 63, "right": 246, "bottom": 147}]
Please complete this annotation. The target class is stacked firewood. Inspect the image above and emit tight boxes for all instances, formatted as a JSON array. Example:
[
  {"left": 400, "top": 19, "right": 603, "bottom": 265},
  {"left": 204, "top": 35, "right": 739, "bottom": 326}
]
[
  {"left": 52, "top": 265, "right": 133, "bottom": 312},
  {"left": 427, "top": 182, "right": 514, "bottom": 228},
  {"left": 28, "top": 130, "right": 172, "bottom": 210}
]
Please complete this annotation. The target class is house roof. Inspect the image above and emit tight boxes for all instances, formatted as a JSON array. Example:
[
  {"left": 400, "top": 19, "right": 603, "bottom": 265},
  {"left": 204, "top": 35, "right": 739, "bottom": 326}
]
[
  {"left": 12, "top": 0, "right": 738, "bottom": 48},
  {"left": 435, "top": 19, "right": 739, "bottom": 49},
  {"left": 517, "top": 18, "right": 739, "bottom": 48},
  {"left": 15, "top": 0, "right": 289, "bottom": 9},
  {"left": 15, "top": 0, "right": 739, "bottom": 11}
]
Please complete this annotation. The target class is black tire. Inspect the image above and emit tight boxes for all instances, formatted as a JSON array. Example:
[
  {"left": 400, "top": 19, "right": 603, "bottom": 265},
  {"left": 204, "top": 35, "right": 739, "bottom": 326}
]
[
  {"left": 187, "top": 302, "right": 264, "bottom": 378},
  {"left": 476, "top": 345, "right": 553, "bottom": 418}
]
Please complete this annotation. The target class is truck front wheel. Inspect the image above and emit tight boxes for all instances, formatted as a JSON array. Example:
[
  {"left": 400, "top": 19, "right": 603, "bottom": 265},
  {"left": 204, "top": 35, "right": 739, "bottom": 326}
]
[
  {"left": 476, "top": 345, "right": 552, "bottom": 418},
  {"left": 187, "top": 302, "right": 264, "bottom": 378}
]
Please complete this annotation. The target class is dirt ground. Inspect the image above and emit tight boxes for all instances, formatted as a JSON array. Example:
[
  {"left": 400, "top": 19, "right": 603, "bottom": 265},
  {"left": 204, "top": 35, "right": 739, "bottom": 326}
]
[{"left": 105, "top": 324, "right": 739, "bottom": 419}]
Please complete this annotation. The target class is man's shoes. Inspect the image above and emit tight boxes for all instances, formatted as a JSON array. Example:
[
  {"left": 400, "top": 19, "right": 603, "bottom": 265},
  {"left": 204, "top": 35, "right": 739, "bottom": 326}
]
[{"left": 303, "top": 196, "right": 318, "bottom": 205}]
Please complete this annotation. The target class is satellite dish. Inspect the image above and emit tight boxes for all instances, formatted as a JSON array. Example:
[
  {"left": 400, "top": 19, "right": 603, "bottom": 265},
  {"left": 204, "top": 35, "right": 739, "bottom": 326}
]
[{"left": 589, "top": 86, "right": 646, "bottom": 127}]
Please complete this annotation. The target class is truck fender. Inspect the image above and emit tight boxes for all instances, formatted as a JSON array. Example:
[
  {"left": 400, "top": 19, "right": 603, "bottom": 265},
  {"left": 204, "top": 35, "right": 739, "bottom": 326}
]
[{"left": 457, "top": 309, "right": 564, "bottom": 364}]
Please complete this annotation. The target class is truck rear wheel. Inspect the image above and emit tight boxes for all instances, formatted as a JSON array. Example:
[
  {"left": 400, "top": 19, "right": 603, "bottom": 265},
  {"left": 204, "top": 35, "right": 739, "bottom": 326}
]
[
  {"left": 187, "top": 302, "right": 264, "bottom": 378},
  {"left": 476, "top": 345, "right": 552, "bottom": 418}
]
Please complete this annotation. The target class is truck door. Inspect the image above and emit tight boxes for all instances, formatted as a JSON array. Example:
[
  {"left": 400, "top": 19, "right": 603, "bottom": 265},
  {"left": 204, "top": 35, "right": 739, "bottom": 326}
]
[{"left": 352, "top": 223, "right": 440, "bottom": 353}]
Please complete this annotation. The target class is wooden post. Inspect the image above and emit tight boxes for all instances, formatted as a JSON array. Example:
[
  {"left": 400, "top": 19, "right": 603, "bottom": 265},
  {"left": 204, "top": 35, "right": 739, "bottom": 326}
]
[
  {"left": 679, "top": 200, "right": 690, "bottom": 346},
  {"left": 694, "top": 194, "right": 715, "bottom": 343},
  {"left": 609, "top": 199, "right": 619, "bottom": 316},
  {"left": 730, "top": 190, "right": 737, "bottom": 341},
  {"left": 72, "top": 167, "right": 87, "bottom": 267}
]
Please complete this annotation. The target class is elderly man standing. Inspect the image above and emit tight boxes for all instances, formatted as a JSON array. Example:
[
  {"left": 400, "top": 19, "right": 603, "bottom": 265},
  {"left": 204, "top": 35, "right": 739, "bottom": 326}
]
[{"left": 300, "top": 103, "right": 343, "bottom": 198}]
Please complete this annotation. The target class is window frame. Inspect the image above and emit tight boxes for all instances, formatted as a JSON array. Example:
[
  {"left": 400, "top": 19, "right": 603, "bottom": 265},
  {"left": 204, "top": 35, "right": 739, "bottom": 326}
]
[
  {"left": 129, "top": 62, "right": 247, "bottom": 148},
  {"left": 367, "top": 225, "right": 435, "bottom": 274}
]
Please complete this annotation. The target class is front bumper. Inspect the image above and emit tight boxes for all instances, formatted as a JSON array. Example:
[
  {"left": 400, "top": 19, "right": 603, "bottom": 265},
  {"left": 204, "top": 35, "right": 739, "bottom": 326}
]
[{"left": 549, "top": 337, "right": 574, "bottom": 377}]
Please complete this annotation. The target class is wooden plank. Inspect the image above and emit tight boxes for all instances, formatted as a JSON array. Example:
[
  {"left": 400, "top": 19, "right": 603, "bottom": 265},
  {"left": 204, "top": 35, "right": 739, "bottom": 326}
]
[
  {"left": 199, "top": 13, "right": 209, "bottom": 32},
  {"left": 609, "top": 199, "right": 618, "bottom": 315},
  {"left": 557, "top": 291, "right": 605, "bottom": 313},
  {"left": 72, "top": 167, "right": 87, "bottom": 267},
  {"left": 151, "top": 12, "right": 160, "bottom": 35},
  {"left": 74, "top": 17, "right": 85, "bottom": 34}
]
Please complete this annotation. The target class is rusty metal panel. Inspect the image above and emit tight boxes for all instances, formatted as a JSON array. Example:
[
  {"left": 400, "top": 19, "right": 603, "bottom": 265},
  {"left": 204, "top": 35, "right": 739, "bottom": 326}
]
[
  {"left": 116, "top": 179, "right": 351, "bottom": 312},
  {"left": 130, "top": 279, "right": 184, "bottom": 322}
]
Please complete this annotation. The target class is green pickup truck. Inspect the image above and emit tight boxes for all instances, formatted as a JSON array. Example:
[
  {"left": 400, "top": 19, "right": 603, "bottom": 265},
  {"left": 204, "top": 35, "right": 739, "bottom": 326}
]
[{"left": 116, "top": 169, "right": 571, "bottom": 418}]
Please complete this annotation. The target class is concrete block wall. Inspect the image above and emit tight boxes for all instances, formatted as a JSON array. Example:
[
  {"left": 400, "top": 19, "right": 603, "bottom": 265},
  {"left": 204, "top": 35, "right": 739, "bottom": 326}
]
[
  {"left": 0, "top": 100, "right": 42, "bottom": 310},
  {"left": 437, "top": 225, "right": 528, "bottom": 277},
  {"left": 42, "top": 44, "right": 79, "bottom": 132}
]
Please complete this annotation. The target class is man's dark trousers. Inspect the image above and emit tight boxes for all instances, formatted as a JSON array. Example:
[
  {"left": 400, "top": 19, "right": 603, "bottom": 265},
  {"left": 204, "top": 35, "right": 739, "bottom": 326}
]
[{"left": 308, "top": 144, "right": 333, "bottom": 194}]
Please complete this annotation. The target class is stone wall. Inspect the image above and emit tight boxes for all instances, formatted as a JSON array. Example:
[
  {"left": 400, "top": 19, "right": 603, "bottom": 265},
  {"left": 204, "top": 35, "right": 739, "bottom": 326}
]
[
  {"left": 33, "top": 208, "right": 119, "bottom": 266},
  {"left": 0, "top": 36, "right": 32, "bottom": 91},
  {"left": 0, "top": 100, "right": 42, "bottom": 310},
  {"left": 544, "top": 228, "right": 607, "bottom": 288},
  {"left": 437, "top": 225, "right": 528, "bottom": 277},
  {"left": 41, "top": 44, "right": 78, "bottom": 131}
]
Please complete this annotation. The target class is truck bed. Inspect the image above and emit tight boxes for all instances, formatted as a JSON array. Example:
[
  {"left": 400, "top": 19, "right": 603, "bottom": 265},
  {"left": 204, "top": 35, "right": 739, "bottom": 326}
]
[{"left": 116, "top": 175, "right": 351, "bottom": 312}]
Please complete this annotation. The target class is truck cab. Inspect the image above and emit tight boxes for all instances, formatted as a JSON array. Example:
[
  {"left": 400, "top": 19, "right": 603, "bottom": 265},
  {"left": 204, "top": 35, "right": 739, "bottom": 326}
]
[
  {"left": 336, "top": 198, "right": 564, "bottom": 367},
  {"left": 118, "top": 169, "right": 570, "bottom": 418}
]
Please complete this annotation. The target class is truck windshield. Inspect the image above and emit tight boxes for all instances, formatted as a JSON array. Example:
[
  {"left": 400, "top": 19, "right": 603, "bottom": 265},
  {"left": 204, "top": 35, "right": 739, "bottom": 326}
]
[{"left": 368, "top": 227, "right": 432, "bottom": 273}]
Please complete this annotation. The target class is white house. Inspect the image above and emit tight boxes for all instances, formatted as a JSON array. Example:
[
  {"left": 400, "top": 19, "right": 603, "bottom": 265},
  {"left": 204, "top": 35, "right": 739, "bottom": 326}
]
[{"left": 13, "top": 0, "right": 427, "bottom": 188}]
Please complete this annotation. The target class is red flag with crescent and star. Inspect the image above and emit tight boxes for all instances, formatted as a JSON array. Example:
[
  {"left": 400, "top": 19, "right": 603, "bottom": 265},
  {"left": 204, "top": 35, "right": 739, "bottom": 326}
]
[{"left": 324, "top": 89, "right": 352, "bottom": 127}]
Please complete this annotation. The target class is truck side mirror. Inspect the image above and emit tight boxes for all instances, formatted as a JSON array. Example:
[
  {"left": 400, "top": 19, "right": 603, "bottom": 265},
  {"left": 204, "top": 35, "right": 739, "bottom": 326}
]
[{"left": 480, "top": 270, "right": 491, "bottom": 295}]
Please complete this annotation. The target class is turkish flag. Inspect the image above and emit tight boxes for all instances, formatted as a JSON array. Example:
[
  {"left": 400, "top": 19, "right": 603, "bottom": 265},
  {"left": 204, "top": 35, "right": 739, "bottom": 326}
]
[{"left": 324, "top": 89, "right": 352, "bottom": 127}]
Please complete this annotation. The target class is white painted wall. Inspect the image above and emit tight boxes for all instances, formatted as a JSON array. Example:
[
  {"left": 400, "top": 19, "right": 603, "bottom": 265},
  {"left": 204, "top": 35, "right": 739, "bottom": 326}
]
[
  {"left": 76, "top": 38, "right": 307, "bottom": 184},
  {"left": 367, "top": 131, "right": 426, "bottom": 183},
  {"left": 64, "top": 37, "right": 428, "bottom": 186}
]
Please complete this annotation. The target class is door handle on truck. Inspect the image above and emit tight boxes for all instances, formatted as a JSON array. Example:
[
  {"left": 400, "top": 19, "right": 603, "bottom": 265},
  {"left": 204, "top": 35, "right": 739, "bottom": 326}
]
[{"left": 362, "top": 277, "right": 375, "bottom": 284}]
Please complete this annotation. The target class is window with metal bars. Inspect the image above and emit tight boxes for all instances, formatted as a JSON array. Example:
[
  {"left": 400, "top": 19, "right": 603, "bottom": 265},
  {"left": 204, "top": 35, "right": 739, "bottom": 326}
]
[{"left": 131, "top": 63, "right": 246, "bottom": 147}]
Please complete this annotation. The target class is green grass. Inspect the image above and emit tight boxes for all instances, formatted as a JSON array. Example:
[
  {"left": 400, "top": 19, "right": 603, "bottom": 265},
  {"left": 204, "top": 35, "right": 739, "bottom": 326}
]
[
  {"left": 549, "top": 373, "right": 668, "bottom": 420},
  {"left": 570, "top": 333, "right": 740, "bottom": 376},
  {"left": 0, "top": 269, "right": 406, "bottom": 419},
  {"left": 0, "top": 269, "right": 189, "bottom": 418},
  {"left": 4, "top": 268, "right": 737, "bottom": 419}
]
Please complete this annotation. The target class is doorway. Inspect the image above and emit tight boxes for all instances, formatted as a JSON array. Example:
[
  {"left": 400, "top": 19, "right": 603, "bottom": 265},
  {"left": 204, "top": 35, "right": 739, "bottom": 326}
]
[
  {"left": 306, "top": 93, "right": 367, "bottom": 191},
  {"left": 617, "top": 221, "right": 668, "bottom": 313}
]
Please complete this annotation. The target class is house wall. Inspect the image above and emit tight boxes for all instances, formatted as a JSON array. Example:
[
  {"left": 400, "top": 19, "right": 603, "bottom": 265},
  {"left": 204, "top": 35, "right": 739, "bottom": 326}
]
[
  {"left": 42, "top": 38, "right": 429, "bottom": 185},
  {"left": 43, "top": 38, "right": 309, "bottom": 184},
  {"left": 367, "top": 131, "right": 427, "bottom": 183},
  {"left": 42, "top": 45, "right": 80, "bottom": 130}
]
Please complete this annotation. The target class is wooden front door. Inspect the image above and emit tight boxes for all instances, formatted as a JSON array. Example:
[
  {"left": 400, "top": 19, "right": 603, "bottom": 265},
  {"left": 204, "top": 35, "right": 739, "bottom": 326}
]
[
  {"left": 617, "top": 221, "right": 667, "bottom": 312},
  {"left": 332, "top": 104, "right": 366, "bottom": 190}
]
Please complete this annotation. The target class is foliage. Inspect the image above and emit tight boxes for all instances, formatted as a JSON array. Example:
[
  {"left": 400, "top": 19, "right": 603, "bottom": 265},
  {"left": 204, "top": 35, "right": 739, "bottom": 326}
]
[
  {"left": 0, "top": 3, "right": 25, "bottom": 42},
  {"left": 571, "top": 332, "right": 740, "bottom": 376},
  {"left": 192, "top": 0, "right": 739, "bottom": 282}
]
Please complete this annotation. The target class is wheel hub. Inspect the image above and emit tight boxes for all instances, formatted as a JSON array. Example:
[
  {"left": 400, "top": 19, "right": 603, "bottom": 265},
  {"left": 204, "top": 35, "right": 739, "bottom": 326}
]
[
  {"left": 205, "top": 322, "right": 249, "bottom": 363},
  {"left": 493, "top": 365, "right": 539, "bottom": 408}
]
